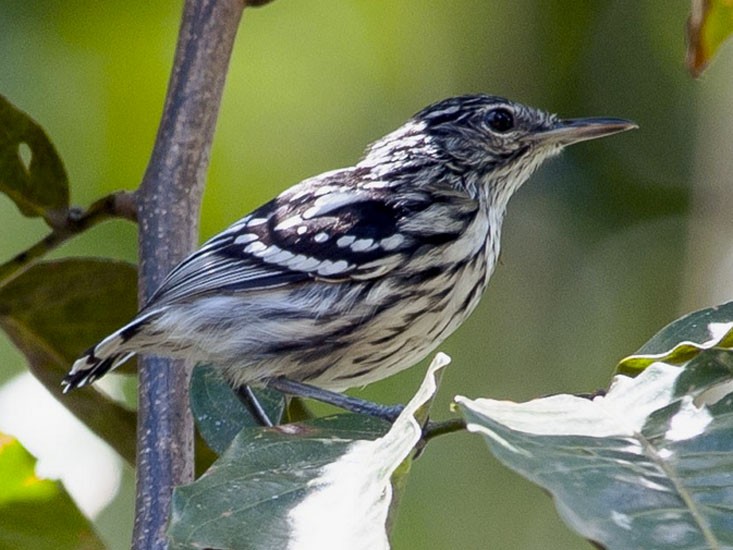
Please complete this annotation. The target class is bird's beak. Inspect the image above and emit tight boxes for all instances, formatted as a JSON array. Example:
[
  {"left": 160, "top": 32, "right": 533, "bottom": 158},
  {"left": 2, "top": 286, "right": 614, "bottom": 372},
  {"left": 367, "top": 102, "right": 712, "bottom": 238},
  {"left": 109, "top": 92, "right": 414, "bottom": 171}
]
[{"left": 530, "top": 117, "right": 638, "bottom": 146}]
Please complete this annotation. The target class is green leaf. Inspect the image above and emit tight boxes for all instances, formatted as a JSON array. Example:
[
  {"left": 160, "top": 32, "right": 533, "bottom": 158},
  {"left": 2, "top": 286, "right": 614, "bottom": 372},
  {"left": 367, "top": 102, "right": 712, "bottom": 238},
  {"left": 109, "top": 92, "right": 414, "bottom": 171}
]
[
  {"left": 0, "top": 259, "right": 138, "bottom": 464},
  {"left": 687, "top": 0, "right": 733, "bottom": 77},
  {"left": 169, "top": 353, "right": 451, "bottom": 550},
  {"left": 0, "top": 432, "right": 105, "bottom": 550},
  {"left": 0, "top": 433, "right": 56, "bottom": 506},
  {"left": 0, "top": 95, "right": 69, "bottom": 226},
  {"left": 617, "top": 300, "right": 733, "bottom": 375},
  {"left": 457, "top": 348, "right": 733, "bottom": 550},
  {"left": 190, "top": 364, "right": 285, "bottom": 454}
]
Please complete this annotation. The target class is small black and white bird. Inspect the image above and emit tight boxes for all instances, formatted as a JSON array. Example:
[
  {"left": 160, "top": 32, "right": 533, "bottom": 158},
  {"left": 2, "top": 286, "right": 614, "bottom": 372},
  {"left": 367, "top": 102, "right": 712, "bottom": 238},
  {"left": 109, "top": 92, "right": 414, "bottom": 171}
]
[{"left": 63, "top": 94, "right": 635, "bottom": 423}]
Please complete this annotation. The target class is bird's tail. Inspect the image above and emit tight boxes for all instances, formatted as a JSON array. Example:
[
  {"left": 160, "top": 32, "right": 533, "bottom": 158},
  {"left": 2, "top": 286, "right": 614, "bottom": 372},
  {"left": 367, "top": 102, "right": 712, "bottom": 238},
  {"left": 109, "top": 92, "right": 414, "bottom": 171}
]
[{"left": 62, "top": 312, "right": 156, "bottom": 392}]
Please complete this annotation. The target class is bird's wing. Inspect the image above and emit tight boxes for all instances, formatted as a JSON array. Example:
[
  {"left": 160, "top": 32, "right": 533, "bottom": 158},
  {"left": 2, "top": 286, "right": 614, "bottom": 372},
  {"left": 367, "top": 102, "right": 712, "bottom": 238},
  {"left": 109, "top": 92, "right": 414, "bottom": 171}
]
[{"left": 147, "top": 169, "right": 478, "bottom": 306}]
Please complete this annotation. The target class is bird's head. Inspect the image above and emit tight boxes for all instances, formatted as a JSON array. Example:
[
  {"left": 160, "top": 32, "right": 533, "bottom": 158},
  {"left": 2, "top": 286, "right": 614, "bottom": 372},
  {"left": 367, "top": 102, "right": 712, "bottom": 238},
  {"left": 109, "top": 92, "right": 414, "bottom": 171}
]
[{"left": 364, "top": 94, "right": 636, "bottom": 207}]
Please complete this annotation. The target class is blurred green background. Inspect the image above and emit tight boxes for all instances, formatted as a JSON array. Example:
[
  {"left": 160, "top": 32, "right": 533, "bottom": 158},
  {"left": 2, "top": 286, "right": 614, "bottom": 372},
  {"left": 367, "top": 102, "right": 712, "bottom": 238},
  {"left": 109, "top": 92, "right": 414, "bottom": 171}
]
[{"left": 2, "top": 1, "right": 732, "bottom": 549}]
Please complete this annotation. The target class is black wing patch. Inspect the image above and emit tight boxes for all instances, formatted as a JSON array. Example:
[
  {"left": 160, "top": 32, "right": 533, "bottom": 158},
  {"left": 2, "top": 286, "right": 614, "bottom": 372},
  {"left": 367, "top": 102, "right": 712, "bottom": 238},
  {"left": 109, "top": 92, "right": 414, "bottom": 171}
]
[{"left": 146, "top": 170, "right": 478, "bottom": 306}]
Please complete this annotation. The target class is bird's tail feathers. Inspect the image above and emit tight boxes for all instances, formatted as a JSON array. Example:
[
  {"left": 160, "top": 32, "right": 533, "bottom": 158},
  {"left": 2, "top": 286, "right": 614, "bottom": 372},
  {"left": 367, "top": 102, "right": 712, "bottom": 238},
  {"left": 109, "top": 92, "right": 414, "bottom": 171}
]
[
  {"left": 62, "top": 351, "right": 133, "bottom": 392},
  {"left": 62, "top": 311, "right": 157, "bottom": 392}
]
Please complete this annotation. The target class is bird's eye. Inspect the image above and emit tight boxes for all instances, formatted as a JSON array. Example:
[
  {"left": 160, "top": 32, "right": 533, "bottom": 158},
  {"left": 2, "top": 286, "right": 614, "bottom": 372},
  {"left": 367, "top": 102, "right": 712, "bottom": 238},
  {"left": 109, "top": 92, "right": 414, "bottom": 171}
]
[{"left": 485, "top": 108, "right": 515, "bottom": 133}]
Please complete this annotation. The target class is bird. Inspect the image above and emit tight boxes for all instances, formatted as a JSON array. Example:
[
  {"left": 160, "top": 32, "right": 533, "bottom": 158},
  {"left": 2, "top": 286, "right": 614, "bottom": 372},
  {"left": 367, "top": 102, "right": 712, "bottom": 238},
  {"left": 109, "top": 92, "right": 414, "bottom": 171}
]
[{"left": 62, "top": 94, "right": 636, "bottom": 425}]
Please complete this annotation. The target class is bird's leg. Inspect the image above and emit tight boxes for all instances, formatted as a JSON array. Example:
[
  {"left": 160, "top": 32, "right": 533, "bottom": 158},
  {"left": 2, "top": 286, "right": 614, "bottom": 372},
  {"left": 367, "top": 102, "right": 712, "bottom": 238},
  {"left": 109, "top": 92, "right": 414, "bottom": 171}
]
[
  {"left": 266, "top": 376, "right": 404, "bottom": 422},
  {"left": 235, "top": 384, "right": 274, "bottom": 427}
]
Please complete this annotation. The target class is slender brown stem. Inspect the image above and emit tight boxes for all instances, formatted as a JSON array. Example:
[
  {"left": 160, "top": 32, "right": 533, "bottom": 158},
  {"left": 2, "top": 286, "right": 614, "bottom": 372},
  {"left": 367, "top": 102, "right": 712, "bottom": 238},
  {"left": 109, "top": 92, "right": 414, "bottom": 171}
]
[
  {"left": 0, "top": 191, "right": 137, "bottom": 289},
  {"left": 132, "top": 1, "right": 245, "bottom": 549}
]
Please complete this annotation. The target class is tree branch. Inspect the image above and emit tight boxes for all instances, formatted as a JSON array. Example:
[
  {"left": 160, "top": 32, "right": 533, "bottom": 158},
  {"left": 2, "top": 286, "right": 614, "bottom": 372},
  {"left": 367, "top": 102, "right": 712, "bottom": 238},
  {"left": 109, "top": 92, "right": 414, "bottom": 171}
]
[
  {"left": 132, "top": 1, "right": 245, "bottom": 548},
  {"left": 0, "top": 191, "right": 137, "bottom": 289}
]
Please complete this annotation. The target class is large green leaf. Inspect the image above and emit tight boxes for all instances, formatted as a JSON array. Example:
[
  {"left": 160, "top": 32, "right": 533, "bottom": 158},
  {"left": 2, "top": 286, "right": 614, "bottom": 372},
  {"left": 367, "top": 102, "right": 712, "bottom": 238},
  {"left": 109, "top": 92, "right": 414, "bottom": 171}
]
[
  {"left": 0, "top": 95, "right": 69, "bottom": 226},
  {"left": 617, "top": 300, "right": 733, "bottom": 375},
  {"left": 457, "top": 348, "right": 733, "bottom": 550},
  {"left": 190, "top": 364, "right": 286, "bottom": 455},
  {"left": 169, "top": 353, "right": 451, "bottom": 550},
  {"left": 0, "top": 259, "right": 138, "bottom": 464},
  {"left": 0, "top": 432, "right": 105, "bottom": 550}
]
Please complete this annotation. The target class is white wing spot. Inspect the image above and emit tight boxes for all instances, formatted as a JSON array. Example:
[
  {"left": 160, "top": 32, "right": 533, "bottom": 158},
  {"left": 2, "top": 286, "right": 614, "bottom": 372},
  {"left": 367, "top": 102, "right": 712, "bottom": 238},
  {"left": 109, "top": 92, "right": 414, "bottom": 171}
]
[
  {"left": 317, "top": 260, "right": 350, "bottom": 276},
  {"left": 303, "top": 192, "right": 361, "bottom": 219},
  {"left": 350, "top": 238, "right": 375, "bottom": 252},
  {"left": 233, "top": 233, "right": 259, "bottom": 245},
  {"left": 244, "top": 241, "right": 267, "bottom": 254},
  {"left": 314, "top": 232, "right": 329, "bottom": 243},
  {"left": 297, "top": 226, "right": 308, "bottom": 235},
  {"left": 275, "top": 215, "right": 303, "bottom": 231},
  {"left": 313, "top": 185, "right": 336, "bottom": 197},
  {"left": 268, "top": 250, "right": 295, "bottom": 263},
  {"left": 258, "top": 245, "right": 282, "bottom": 258},
  {"left": 226, "top": 218, "right": 249, "bottom": 232},
  {"left": 337, "top": 235, "right": 356, "bottom": 248},
  {"left": 246, "top": 217, "right": 268, "bottom": 227},
  {"left": 379, "top": 234, "right": 404, "bottom": 251},
  {"left": 289, "top": 255, "right": 321, "bottom": 271}
]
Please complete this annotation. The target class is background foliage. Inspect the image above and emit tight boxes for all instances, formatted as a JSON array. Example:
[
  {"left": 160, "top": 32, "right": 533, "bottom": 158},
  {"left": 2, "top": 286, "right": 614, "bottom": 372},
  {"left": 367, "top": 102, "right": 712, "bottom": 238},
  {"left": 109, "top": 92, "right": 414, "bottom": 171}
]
[{"left": 1, "top": 1, "right": 732, "bottom": 549}]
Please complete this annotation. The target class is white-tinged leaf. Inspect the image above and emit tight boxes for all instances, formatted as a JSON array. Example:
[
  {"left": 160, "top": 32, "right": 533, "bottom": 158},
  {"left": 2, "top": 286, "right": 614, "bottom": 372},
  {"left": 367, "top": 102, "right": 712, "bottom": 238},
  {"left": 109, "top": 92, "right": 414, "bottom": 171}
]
[
  {"left": 169, "top": 353, "right": 451, "bottom": 550},
  {"left": 618, "top": 300, "right": 733, "bottom": 374},
  {"left": 456, "top": 349, "right": 733, "bottom": 550}
]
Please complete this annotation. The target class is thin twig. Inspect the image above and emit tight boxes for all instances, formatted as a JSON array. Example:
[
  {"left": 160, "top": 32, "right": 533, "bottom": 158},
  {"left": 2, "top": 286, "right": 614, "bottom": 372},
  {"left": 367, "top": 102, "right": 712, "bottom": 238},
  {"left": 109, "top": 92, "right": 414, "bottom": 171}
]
[
  {"left": 0, "top": 191, "right": 137, "bottom": 289},
  {"left": 409, "top": 417, "right": 466, "bottom": 461},
  {"left": 423, "top": 418, "right": 467, "bottom": 442}
]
